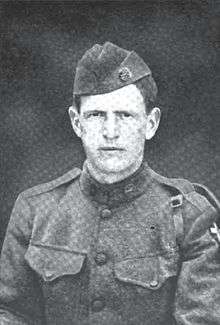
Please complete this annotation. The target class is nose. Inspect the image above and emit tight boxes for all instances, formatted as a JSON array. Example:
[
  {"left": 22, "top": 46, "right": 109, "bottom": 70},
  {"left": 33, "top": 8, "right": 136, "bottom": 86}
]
[{"left": 102, "top": 113, "right": 119, "bottom": 140}]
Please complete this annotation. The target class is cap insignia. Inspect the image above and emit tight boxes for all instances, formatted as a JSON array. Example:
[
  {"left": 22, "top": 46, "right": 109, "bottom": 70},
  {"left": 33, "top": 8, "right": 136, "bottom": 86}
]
[{"left": 118, "top": 67, "right": 132, "bottom": 82}]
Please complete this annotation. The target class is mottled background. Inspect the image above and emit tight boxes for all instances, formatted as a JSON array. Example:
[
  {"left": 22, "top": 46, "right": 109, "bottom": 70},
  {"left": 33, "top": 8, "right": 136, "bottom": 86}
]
[{"left": 0, "top": 0, "right": 219, "bottom": 248}]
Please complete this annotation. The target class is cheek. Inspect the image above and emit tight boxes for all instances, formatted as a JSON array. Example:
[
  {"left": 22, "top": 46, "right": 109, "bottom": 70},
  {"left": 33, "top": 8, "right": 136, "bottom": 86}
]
[
  {"left": 122, "top": 128, "right": 146, "bottom": 157},
  {"left": 81, "top": 122, "right": 101, "bottom": 137},
  {"left": 80, "top": 122, "right": 102, "bottom": 149},
  {"left": 122, "top": 122, "right": 146, "bottom": 142}
]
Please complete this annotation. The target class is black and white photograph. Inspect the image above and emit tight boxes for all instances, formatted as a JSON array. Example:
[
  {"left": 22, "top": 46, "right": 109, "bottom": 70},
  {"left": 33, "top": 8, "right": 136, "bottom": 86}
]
[{"left": 0, "top": 1, "right": 219, "bottom": 324}]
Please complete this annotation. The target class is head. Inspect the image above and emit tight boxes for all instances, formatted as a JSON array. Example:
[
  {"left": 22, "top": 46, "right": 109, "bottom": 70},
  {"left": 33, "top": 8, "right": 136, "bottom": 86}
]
[{"left": 69, "top": 42, "right": 161, "bottom": 183}]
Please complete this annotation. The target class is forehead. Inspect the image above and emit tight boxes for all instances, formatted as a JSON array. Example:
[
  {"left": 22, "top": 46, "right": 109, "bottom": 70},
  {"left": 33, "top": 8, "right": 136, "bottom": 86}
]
[{"left": 80, "top": 84, "right": 145, "bottom": 112}]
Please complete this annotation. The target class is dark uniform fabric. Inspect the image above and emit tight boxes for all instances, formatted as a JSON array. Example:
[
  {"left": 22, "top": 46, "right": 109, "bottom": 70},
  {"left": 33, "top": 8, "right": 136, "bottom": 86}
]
[{"left": 0, "top": 162, "right": 219, "bottom": 325}]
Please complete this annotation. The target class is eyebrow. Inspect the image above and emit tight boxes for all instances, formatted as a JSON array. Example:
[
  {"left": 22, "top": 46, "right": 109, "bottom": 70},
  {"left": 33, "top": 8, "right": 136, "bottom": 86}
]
[{"left": 82, "top": 109, "right": 135, "bottom": 117}]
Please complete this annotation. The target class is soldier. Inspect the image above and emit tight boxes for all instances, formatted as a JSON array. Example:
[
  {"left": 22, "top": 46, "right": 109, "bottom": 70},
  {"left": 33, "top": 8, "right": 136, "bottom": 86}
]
[{"left": 0, "top": 42, "right": 219, "bottom": 325}]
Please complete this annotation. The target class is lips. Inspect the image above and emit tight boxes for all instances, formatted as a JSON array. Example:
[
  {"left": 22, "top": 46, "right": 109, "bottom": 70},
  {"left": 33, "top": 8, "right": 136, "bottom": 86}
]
[{"left": 99, "top": 147, "right": 124, "bottom": 151}]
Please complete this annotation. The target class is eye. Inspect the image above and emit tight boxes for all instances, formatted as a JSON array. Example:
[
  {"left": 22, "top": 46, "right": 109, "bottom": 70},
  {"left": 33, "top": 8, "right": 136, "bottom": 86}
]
[
  {"left": 118, "top": 112, "right": 133, "bottom": 119},
  {"left": 85, "top": 111, "right": 105, "bottom": 118},
  {"left": 92, "top": 112, "right": 103, "bottom": 117}
]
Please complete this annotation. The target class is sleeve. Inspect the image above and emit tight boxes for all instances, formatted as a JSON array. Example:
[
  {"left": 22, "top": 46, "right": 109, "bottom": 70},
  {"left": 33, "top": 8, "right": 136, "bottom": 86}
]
[
  {"left": 0, "top": 194, "right": 45, "bottom": 325},
  {"left": 174, "top": 195, "right": 220, "bottom": 325}
]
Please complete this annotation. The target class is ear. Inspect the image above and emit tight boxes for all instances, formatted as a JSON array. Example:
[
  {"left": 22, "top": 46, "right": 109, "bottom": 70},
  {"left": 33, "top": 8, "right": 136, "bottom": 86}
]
[
  {"left": 145, "top": 107, "right": 161, "bottom": 140},
  {"left": 68, "top": 105, "right": 82, "bottom": 138}
]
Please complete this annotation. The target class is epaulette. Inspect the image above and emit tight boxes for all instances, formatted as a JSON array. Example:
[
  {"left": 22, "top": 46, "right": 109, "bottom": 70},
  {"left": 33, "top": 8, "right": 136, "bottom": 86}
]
[
  {"left": 151, "top": 169, "right": 216, "bottom": 210},
  {"left": 150, "top": 168, "right": 194, "bottom": 196},
  {"left": 21, "top": 167, "right": 81, "bottom": 198}
]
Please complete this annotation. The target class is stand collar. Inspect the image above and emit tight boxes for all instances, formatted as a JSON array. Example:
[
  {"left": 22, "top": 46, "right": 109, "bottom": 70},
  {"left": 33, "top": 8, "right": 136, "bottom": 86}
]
[{"left": 79, "top": 161, "right": 152, "bottom": 206}]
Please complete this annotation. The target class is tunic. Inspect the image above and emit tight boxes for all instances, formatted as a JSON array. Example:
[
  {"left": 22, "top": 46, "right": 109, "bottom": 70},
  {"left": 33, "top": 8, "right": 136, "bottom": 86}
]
[{"left": 0, "top": 162, "right": 219, "bottom": 325}]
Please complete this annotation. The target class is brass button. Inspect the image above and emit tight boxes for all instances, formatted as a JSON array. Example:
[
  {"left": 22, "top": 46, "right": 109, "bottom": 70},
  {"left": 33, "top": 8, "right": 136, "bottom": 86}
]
[
  {"left": 95, "top": 252, "right": 107, "bottom": 266},
  {"left": 101, "top": 208, "right": 112, "bottom": 219},
  {"left": 44, "top": 270, "right": 54, "bottom": 280},
  {"left": 92, "top": 299, "right": 105, "bottom": 312},
  {"left": 150, "top": 280, "right": 158, "bottom": 288}
]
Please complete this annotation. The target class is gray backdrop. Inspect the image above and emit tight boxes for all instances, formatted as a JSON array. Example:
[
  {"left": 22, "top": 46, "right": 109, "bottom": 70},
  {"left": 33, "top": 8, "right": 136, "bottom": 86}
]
[{"left": 0, "top": 0, "right": 219, "bottom": 248}]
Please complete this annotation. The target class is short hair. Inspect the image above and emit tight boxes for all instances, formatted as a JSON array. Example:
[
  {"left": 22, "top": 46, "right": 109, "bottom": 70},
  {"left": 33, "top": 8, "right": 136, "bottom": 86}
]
[{"left": 73, "top": 75, "right": 157, "bottom": 114}]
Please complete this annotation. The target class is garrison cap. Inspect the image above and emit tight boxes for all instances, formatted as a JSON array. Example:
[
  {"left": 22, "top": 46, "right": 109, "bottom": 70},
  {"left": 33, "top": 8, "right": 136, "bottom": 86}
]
[{"left": 73, "top": 42, "right": 157, "bottom": 99}]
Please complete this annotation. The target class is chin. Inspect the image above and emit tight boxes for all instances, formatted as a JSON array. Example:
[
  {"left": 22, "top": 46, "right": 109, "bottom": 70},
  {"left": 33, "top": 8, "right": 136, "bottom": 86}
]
[{"left": 97, "top": 159, "right": 131, "bottom": 174}]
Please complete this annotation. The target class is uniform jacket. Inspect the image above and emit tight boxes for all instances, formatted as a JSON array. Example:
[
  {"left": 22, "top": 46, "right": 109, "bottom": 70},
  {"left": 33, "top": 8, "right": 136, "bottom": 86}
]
[{"left": 0, "top": 162, "right": 219, "bottom": 325}]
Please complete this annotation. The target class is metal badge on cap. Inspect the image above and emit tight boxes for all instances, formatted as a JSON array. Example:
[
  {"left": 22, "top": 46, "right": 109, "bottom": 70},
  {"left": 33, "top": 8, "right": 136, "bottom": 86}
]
[{"left": 118, "top": 67, "right": 132, "bottom": 82}]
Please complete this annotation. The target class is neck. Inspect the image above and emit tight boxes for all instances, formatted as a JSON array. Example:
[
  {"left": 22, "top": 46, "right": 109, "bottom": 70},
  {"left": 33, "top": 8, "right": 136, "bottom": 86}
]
[{"left": 86, "top": 158, "right": 144, "bottom": 184}]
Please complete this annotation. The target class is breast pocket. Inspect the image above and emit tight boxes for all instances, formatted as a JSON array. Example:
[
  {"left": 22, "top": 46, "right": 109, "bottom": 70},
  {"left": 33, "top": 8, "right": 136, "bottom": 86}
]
[
  {"left": 25, "top": 244, "right": 86, "bottom": 282},
  {"left": 114, "top": 252, "right": 179, "bottom": 291}
]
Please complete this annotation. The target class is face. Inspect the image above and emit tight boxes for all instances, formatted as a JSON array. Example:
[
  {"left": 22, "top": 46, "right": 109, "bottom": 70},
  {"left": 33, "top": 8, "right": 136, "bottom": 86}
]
[{"left": 70, "top": 84, "right": 160, "bottom": 181}]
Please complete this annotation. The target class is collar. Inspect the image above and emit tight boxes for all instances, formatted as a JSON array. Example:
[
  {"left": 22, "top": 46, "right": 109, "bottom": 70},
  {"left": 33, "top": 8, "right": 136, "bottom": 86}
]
[{"left": 79, "top": 161, "right": 152, "bottom": 206}]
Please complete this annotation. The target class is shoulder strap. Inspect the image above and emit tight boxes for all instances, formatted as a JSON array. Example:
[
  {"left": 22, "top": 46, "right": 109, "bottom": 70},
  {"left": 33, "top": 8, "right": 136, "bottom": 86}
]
[
  {"left": 22, "top": 167, "right": 81, "bottom": 198},
  {"left": 149, "top": 168, "right": 194, "bottom": 195},
  {"left": 193, "top": 183, "right": 220, "bottom": 217},
  {"left": 193, "top": 183, "right": 220, "bottom": 243},
  {"left": 172, "top": 183, "right": 220, "bottom": 246},
  {"left": 149, "top": 167, "right": 220, "bottom": 245}
]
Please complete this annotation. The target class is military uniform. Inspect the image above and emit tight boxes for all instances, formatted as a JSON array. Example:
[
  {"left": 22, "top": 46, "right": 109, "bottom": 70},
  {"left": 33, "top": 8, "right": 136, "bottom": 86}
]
[
  {"left": 0, "top": 42, "right": 219, "bottom": 324},
  {"left": 0, "top": 162, "right": 219, "bottom": 325}
]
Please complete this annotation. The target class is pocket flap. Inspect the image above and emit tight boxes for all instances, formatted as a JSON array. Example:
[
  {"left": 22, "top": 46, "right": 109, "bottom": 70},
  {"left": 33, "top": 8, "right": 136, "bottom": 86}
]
[
  {"left": 25, "top": 244, "right": 85, "bottom": 282},
  {"left": 114, "top": 254, "right": 178, "bottom": 290}
]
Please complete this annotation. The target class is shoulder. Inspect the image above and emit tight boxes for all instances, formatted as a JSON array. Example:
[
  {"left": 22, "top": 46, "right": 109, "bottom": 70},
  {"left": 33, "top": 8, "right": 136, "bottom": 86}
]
[
  {"left": 149, "top": 168, "right": 220, "bottom": 245},
  {"left": 7, "top": 168, "right": 82, "bottom": 236},
  {"left": 150, "top": 167, "right": 220, "bottom": 242},
  {"left": 19, "top": 167, "right": 81, "bottom": 199},
  {"left": 150, "top": 168, "right": 218, "bottom": 214}
]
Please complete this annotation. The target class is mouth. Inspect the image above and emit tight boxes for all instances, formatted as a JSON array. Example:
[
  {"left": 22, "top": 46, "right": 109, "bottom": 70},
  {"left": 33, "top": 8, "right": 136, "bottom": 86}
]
[{"left": 99, "top": 147, "right": 124, "bottom": 151}]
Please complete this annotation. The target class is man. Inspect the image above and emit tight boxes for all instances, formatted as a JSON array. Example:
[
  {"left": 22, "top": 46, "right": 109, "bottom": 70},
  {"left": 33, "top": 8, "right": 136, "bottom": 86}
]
[{"left": 0, "top": 42, "right": 219, "bottom": 325}]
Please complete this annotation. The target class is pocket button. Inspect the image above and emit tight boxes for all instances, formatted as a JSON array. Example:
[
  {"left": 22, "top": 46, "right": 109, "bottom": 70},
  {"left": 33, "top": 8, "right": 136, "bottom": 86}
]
[
  {"left": 95, "top": 252, "right": 107, "bottom": 266},
  {"left": 101, "top": 209, "right": 112, "bottom": 219},
  {"left": 92, "top": 299, "right": 105, "bottom": 312},
  {"left": 150, "top": 280, "right": 159, "bottom": 288},
  {"left": 44, "top": 270, "right": 54, "bottom": 280}
]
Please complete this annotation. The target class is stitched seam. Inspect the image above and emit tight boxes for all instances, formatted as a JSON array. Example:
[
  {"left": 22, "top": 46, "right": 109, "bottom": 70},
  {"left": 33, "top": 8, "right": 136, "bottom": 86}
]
[{"left": 28, "top": 242, "right": 87, "bottom": 255}]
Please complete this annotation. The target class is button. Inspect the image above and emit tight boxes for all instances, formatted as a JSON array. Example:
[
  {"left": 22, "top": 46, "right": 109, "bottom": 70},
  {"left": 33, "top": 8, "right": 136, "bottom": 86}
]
[
  {"left": 100, "top": 208, "right": 112, "bottom": 219},
  {"left": 95, "top": 252, "right": 107, "bottom": 266},
  {"left": 44, "top": 270, "right": 54, "bottom": 280},
  {"left": 150, "top": 280, "right": 159, "bottom": 288},
  {"left": 91, "top": 299, "right": 105, "bottom": 312}
]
